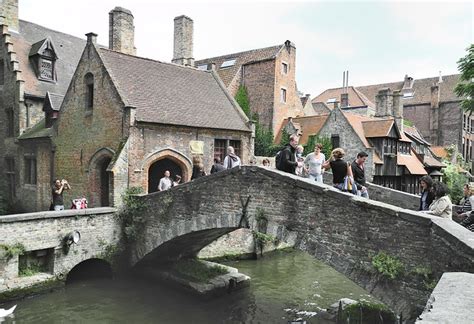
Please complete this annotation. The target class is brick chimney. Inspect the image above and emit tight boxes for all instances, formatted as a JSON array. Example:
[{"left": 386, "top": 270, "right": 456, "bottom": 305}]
[
  {"left": 340, "top": 93, "right": 349, "bottom": 108},
  {"left": 109, "top": 7, "right": 136, "bottom": 55},
  {"left": 392, "top": 90, "right": 403, "bottom": 133},
  {"left": 172, "top": 15, "right": 194, "bottom": 66},
  {"left": 86, "top": 32, "right": 98, "bottom": 45},
  {"left": 375, "top": 88, "right": 392, "bottom": 117},
  {"left": 0, "top": 0, "right": 19, "bottom": 32}
]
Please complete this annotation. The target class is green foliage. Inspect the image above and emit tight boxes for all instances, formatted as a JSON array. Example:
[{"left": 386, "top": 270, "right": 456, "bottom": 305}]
[
  {"left": 0, "top": 243, "right": 26, "bottom": 260},
  {"left": 19, "top": 264, "right": 42, "bottom": 277},
  {"left": 118, "top": 187, "right": 146, "bottom": 242},
  {"left": 235, "top": 85, "right": 251, "bottom": 118},
  {"left": 254, "top": 208, "right": 268, "bottom": 233},
  {"left": 97, "top": 238, "right": 123, "bottom": 266},
  {"left": 442, "top": 160, "right": 468, "bottom": 203},
  {"left": 279, "top": 127, "right": 291, "bottom": 146},
  {"left": 412, "top": 266, "right": 438, "bottom": 290},
  {"left": 341, "top": 300, "right": 396, "bottom": 323},
  {"left": 174, "top": 259, "right": 228, "bottom": 283},
  {"left": 254, "top": 121, "right": 280, "bottom": 156},
  {"left": 303, "top": 135, "right": 333, "bottom": 157},
  {"left": 403, "top": 119, "right": 414, "bottom": 127},
  {"left": 371, "top": 252, "right": 404, "bottom": 280},
  {"left": 455, "top": 44, "right": 474, "bottom": 113}
]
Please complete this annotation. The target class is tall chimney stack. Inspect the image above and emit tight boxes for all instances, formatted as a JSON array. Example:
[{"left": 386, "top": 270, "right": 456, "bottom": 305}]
[
  {"left": 375, "top": 88, "right": 392, "bottom": 117},
  {"left": 109, "top": 7, "right": 136, "bottom": 55},
  {"left": 392, "top": 90, "right": 403, "bottom": 132},
  {"left": 0, "top": 0, "right": 19, "bottom": 32},
  {"left": 172, "top": 15, "right": 194, "bottom": 66}
]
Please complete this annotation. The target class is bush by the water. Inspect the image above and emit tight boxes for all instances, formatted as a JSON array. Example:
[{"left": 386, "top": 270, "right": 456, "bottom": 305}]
[{"left": 340, "top": 300, "right": 396, "bottom": 324}]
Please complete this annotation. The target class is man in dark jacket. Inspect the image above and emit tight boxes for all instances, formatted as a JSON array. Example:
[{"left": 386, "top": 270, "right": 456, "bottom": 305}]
[
  {"left": 351, "top": 151, "right": 369, "bottom": 198},
  {"left": 279, "top": 134, "right": 302, "bottom": 174},
  {"left": 210, "top": 157, "right": 226, "bottom": 174}
]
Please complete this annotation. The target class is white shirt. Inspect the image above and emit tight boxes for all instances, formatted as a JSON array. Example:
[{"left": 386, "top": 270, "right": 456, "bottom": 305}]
[
  {"left": 304, "top": 152, "right": 326, "bottom": 175},
  {"left": 223, "top": 155, "right": 241, "bottom": 169},
  {"left": 158, "top": 177, "right": 172, "bottom": 191}
]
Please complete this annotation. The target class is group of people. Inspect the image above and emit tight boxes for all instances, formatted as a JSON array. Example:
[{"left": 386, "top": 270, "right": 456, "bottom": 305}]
[
  {"left": 418, "top": 176, "right": 474, "bottom": 231},
  {"left": 157, "top": 146, "right": 242, "bottom": 191},
  {"left": 278, "top": 134, "right": 369, "bottom": 198}
]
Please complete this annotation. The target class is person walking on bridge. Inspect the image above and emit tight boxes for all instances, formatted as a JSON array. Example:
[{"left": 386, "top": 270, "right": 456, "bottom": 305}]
[
  {"left": 223, "top": 146, "right": 241, "bottom": 169},
  {"left": 158, "top": 170, "right": 173, "bottom": 191},
  {"left": 279, "top": 134, "right": 302, "bottom": 175},
  {"left": 351, "top": 151, "right": 369, "bottom": 198}
]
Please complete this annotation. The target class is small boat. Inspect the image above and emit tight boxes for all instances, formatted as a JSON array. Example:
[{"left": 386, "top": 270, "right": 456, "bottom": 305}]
[{"left": 0, "top": 305, "right": 16, "bottom": 317}]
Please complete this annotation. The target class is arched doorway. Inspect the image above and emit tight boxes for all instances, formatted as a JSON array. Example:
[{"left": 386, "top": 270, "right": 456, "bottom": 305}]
[
  {"left": 88, "top": 148, "right": 114, "bottom": 207},
  {"left": 100, "top": 157, "right": 112, "bottom": 206},
  {"left": 148, "top": 158, "right": 183, "bottom": 193}
]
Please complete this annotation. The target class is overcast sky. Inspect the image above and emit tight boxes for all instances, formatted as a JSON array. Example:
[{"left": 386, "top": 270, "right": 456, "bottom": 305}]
[{"left": 21, "top": 0, "right": 473, "bottom": 97}]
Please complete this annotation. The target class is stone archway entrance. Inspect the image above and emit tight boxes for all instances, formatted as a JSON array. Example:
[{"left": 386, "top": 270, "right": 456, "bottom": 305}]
[
  {"left": 148, "top": 158, "right": 183, "bottom": 193},
  {"left": 88, "top": 148, "right": 114, "bottom": 207}
]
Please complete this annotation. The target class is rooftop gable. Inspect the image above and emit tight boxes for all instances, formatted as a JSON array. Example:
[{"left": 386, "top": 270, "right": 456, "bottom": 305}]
[{"left": 97, "top": 47, "right": 251, "bottom": 132}]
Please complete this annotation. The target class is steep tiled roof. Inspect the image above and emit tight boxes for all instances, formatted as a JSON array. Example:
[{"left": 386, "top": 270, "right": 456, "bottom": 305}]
[
  {"left": 356, "top": 74, "right": 461, "bottom": 106},
  {"left": 342, "top": 112, "right": 374, "bottom": 148},
  {"left": 404, "top": 125, "right": 431, "bottom": 145},
  {"left": 423, "top": 155, "right": 445, "bottom": 168},
  {"left": 14, "top": 20, "right": 86, "bottom": 98},
  {"left": 45, "top": 92, "right": 64, "bottom": 111},
  {"left": 195, "top": 44, "right": 282, "bottom": 86},
  {"left": 362, "top": 119, "right": 395, "bottom": 137},
  {"left": 312, "top": 86, "right": 375, "bottom": 108},
  {"left": 276, "top": 114, "right": 329, "bottom": 145},
  {"left": 98, "top": 48, "right": 250, "bottom": 132},
  {"left": 397, "top": 151, "right": 428, "bottom": 175},
  {"left": 430, "top": 146, "right": 448, "bottom": 159}
]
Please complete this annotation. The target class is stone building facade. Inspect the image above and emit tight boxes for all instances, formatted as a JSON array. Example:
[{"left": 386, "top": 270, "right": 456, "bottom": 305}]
[
  {"left": 54, "top": 34, "right": 252, "bottom": 208},
  {"left": 195, "top": 39, "right": 303, "bottom": 137},
  {"left": 0, "top": 0, "right": 85, "bottom": 213},
  {"left": 313, "top": 74, "right": 466, "bottom": 167},
  {"left": 0, "top": 3, "right": 252, "bottom": 212}
]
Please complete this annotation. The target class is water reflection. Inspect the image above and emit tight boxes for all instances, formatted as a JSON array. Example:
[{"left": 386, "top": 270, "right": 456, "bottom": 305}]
[{"left": 1, "top": 250, "right": 377, "bottom": 323}]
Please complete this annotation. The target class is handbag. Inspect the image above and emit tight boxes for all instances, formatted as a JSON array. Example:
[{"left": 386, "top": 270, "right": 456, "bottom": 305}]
[{"left": 343, "top": 163, "right": 358, "bottom": 195}]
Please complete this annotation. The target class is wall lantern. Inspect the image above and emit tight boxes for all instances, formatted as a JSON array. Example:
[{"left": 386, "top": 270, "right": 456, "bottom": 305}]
[{"left": 65, "top": 230, "right": 81, "bottom": 246}]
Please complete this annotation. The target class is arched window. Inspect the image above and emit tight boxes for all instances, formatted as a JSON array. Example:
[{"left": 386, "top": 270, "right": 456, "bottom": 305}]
[{"left": 84, "top": 73, "right": 94, "bottom": 110}]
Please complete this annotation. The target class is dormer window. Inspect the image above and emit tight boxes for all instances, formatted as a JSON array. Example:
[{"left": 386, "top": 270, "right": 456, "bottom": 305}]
[{"left": 29, "top": 38, "right": 58, "bottom": 82}]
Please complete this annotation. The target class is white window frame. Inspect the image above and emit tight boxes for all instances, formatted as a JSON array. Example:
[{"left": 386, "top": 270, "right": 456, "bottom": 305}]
[{"left": 280, "top": 87, "right": 287, "bottom": 103}]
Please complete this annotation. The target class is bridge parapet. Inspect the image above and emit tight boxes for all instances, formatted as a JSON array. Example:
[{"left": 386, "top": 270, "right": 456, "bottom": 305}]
[{"left": 135, "top": 166, "right": 473, "bottom": 320}]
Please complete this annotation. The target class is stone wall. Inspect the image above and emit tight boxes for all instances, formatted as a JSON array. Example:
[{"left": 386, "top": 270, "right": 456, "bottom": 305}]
[
  {"left": 54, "top": 44, "right": 125, "bottom": 208},
  {"left": 0, "top": 207, "right": 119, "bottom": 299},
  {"left": 134, "top": 166, "right": 474, "bottom": 320}
]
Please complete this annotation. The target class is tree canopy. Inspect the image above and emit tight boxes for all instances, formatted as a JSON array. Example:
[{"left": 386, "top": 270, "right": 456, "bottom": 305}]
[{"left": 455, "top": 44, "right": 474, "bottom": 113}]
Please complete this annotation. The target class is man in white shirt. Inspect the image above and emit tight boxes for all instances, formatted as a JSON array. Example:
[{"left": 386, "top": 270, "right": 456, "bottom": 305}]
[
  {"left": 223, "top": 146, "right": 241, "bottom": 169},
  {"left": 158, "top": 170, "right": 173, "bottom": 191}
]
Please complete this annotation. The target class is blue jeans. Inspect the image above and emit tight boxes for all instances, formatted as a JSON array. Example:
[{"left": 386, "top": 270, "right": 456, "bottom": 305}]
[{"left": 309, "top": 174, "right": 323, "bottom": 183}]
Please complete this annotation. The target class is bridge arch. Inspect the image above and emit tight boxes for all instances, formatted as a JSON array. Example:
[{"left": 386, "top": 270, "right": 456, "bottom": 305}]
[
  {"left": 87, "top": 147, "right": 115, "bottom": 207},
  {"left": 141, "top": 148, "right": 192, "bottom": 193},
  {"left": 66, "top": 258, "right": 113, "bottom": 284},
  {"left": 130, "top": 166, "right": 474, "bottom": 321}
]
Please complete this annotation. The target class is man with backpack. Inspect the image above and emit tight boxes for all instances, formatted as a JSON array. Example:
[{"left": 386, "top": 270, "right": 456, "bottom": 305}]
[{"left": 276, "top": 134, "right": 302, "bottom": 174}]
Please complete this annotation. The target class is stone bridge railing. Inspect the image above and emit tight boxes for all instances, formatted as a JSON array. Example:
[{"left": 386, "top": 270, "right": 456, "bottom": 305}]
[
  {"left": 134, "top": 166, "right": 474, "bottom": 320},
  {"left": 0, "top": 207, "right": 119, "bottom": 300}
]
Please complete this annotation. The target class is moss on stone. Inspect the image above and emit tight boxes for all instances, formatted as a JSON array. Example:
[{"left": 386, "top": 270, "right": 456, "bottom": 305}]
[
  {"left": 0, "top": 277, "right": 64, "bottom": 303},
  {"left": 341, "top": 300, "right": 396, "bottom": 323}
]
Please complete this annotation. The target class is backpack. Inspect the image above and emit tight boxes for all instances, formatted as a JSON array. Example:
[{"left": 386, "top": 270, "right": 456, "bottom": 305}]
[{"left": 275, "top": 150, "right": 284, "bottom": 170}]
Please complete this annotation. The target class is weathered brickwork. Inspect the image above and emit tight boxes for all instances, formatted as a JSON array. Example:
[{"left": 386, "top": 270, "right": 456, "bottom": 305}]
[
  {"left": 0, "top": 0, "right": 19, "bottom": 32},
  {"left": 54, "top": 44, "right": 127, "bottom": 208},
  {"left": 242, "top": 59, "right": 275, "bottom": 132},
  {"left": 132, "top": 166, "right": 473, "bottom": 319},
  {"left": 0, "top": 207, "right": 119, "bottom": 299},
  {"left": 273, "top": 44, "right": 303, "bottom": 134},
  {"left": 109, "top": 7, "right": 136, "bottom": 56},
  {"left": 404, "top": 102, "right": 462, "bottom": 148}
]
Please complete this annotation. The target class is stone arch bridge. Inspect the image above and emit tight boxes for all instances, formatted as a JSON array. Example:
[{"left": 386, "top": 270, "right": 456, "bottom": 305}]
[{"left": 1, "top": 166, "right": 473, "bottom": 320}]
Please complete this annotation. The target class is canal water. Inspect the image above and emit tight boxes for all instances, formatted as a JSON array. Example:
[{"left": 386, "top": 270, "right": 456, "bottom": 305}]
[{"left": 2, "top": 250, "right": 377, "bottom": 323}]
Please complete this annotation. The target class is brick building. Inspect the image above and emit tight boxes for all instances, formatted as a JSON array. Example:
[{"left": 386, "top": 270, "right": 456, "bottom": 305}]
[
  {"left": 282, "top": 89, "right": 445, "bottom": 194},
  {"left": 195, "top": 37, "right": 303, "bottom": 137},
  {"left": 313, "top": 74, "right": 469, "bottom": 168},
  {"left": 0, "top": 0, "right": 86, "bottom": 212},
  {"left": 0, "top": 4, "right": 252, "bottom": 212}
]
